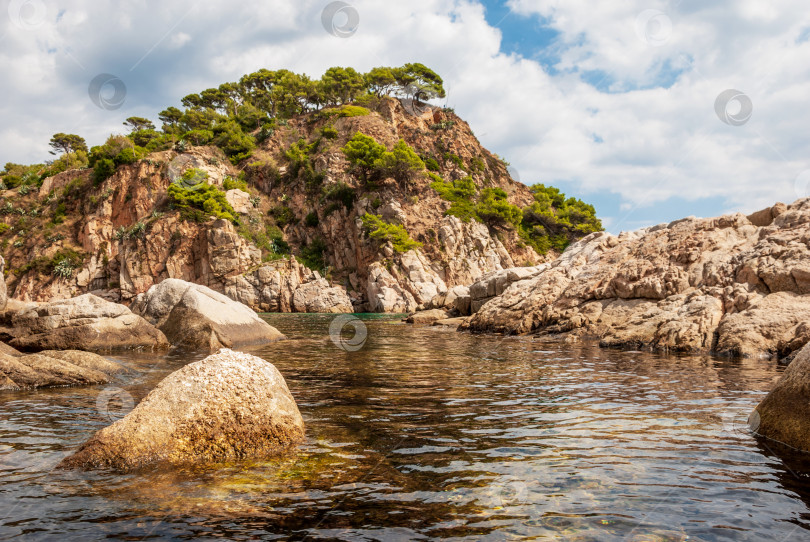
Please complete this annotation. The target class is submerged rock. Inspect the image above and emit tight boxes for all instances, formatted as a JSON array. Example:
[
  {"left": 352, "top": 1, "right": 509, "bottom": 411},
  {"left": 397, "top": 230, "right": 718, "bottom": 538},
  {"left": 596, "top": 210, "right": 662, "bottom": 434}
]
[
  {"left": 406, "top": 309, "right": 450, "bottom": 325},
  {"left": 61, "top": 349, "right": 305, "bottom": 471},
  {"left": 7, "top": 294, "right": 169, "bottom": 352},
  {"left": 751, "top": 343, "right": 810, "bottom": 452},
  {"left": 132, "top": 279, "right": 285, "bottom": 350},
  {"left": 0, "top": 352, "right": 112, "bottom": 390}
]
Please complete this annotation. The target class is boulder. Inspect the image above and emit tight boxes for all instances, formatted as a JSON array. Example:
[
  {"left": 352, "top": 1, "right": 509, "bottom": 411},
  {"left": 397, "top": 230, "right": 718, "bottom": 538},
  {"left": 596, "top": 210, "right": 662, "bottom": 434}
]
[
  {"left": 0, "top": 352, "right": 111, "bottom": 391},
  {"left": 292, "top": 280, "right": 353, "bottom": 313},
  {"left": 61, "top": 349, "right": 305, "bottom": 470},
  {"left": 406, "top": 309, "right": 450, "bottom": 325},
  {"left": 8, "top": 294, "right": 169, "bottom": 352},
  {"left": 751, "top": 342, "right": 810, "bottom": 451},
  {"left": 132, "top": 279, "right": 285, "bottom": 350}
]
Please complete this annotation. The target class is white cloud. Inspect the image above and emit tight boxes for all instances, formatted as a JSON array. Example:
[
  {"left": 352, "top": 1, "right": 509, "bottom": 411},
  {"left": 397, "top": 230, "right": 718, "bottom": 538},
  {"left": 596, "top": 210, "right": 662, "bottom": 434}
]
[{"left": 1, "top": 0, "right": 809, "bottom": 231}]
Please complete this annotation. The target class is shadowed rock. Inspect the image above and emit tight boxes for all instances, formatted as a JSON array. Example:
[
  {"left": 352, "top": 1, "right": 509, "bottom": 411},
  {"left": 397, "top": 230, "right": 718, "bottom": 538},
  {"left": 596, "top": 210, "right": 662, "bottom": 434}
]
[
  {"left": 132, "top": 279, "right": 285, "bottom": 350},
  {"left": 61, "top": 349, "right": 305, "bottom": 471},
  {"left": 751, "top": 342, "right": 810, "bottom": 452}
]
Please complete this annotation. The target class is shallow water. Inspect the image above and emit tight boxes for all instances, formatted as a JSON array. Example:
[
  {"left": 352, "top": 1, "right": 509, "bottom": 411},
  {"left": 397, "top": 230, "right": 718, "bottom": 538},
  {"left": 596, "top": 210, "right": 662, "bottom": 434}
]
[{"left": 2, "top": 314, "right": 810, "bottom": 541}]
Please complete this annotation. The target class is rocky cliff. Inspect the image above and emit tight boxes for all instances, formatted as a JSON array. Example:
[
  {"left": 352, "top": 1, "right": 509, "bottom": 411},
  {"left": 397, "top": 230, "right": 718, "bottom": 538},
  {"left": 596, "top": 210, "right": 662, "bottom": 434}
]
[
  {"left": 464, "top": 199, "right": 810, "bottom": 360},
  {"left": 460, "top": 199, "right": 810, "bottom": 357},
  {"left": 1, "top": 99, "right": 553, "bottom": 312}
]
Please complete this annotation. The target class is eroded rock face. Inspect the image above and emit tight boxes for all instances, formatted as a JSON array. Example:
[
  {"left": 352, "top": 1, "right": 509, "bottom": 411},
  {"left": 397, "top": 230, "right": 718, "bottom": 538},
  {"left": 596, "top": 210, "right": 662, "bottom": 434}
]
[
  {"left": 61, "top": 349, "right": 305, "bottom": 471},
  {"left": 469, "top": 200, "right": 810, "bottom": 360},
  {"left": 225, "top": 258, "right": 353, "bottom": 313},
  {"left": 0, "top": 256, "right": 7, "bottom": 312},
  {"left": 751, "top": 342, "right": 810, "bottom": 451},
  {"left": 7, "top": 294, "right": 168, "bottom": 352},
  {"left": 132, "top": 279, "right": 285, "bottom": 350}
]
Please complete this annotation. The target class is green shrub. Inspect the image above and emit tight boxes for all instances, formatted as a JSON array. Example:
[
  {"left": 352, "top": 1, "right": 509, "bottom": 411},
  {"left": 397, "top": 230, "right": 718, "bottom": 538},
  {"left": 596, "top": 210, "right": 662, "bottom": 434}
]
[
  {"left": 374, "top": 140, "right": 425, "bottom": 183},
  {"left": 322, "top": 182, "right": 356, "bottom": 210},
  {"left": 212, "top": 121, "right": 255, "bottom": 164},
  {"left": 51, "top": 202, "right": 67, "bottom": 224},
  {"left": 342, "top": 133, "right": 385, "bottom": 182},
  {"left": 321, "top": 125, "right": 339, "bottom": 139},
  {"left": 475, "top": 187, "right": 522, "bottom": 228},
  {"left": 360, "top": 213, "right": 422, "bottom": 253},
  {"left": 319, "top": 105, "right": 370, "bottom": 119},
  {"left": 269, "top": 205, "right": 296, "bottom": 227},
  {"left": 18, "top": 247, "right": 84, "bottom": 278},
  {"left": 223, "top": 176, "right": 248, "bottom": 191},
  {"left": 168, "top": 183, "right": 236, "bottom": 222},
  {"left": 298, "top": 238, "right": 328, "bottom": 272},
  {"left": 519, "top": 184, "right": 603, "bottom": 254},
  {"left": 0, "top": 223, "right": 9, "bottom": 235},
  {"left": 423, "top": 156, "right": 440, "bottom": 171},
  {"left": 93, "top": 158, "right": 116, "bottom": 186},
  {"left": 305, "top": 211, "right": 319, "bottom": 227}
]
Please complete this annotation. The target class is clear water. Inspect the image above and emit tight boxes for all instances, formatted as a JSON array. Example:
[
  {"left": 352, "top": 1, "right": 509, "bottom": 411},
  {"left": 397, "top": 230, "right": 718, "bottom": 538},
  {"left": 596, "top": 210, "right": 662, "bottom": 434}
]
[{"left": 2, "top": 314, "right": 810, "bottom": 541}]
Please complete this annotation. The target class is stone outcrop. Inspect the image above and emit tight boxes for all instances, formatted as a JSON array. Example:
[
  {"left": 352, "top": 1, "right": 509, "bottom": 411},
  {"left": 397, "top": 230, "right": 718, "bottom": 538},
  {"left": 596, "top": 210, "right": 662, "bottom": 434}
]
[
  {"left": 225, "top": 258, "right": 353, "bottom": 313},
  {"left": 751, "top": 342, "right": 810, "bottom": 451},
  {"left": 468, "top": 199, "right": 810, "bottom": 360},
  {"left": 0, "top": 349, "right": 123, "bottom": 391},
  {"left": 61, "top": 349, "right": 305, "bottom": 471},
  {"left": 132, "top": 279, "right": 285, "bottom": 350},
  {"left": 6, "top": 294, "right": 168, "bottom": 352}
]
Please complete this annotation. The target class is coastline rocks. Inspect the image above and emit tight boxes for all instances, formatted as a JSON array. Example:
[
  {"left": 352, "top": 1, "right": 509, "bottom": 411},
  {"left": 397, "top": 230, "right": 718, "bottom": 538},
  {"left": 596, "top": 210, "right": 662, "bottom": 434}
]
[
  {"left": 61, "top": 349, "right": 306, "bottom": 471},
  {"left": 751, "top": 343, "right": 810, "bottom": 451},
  {"left": 406, "top": 309, "right": 450, "bottom": 325},
  {"left": 133, "top": 279, "right": 285, "bottom": 350},
  {"left": 292, "top": 280, "right": 353, "bottom": 313},
  {"left": 226, "top": 258, "right": 353, "bottom": 314},
  {"left": 468, "top": 199, "right": 810, "bottom": 360},
  {"left": 0, "top": 350, "right": 117, "bottom": 391},
  {"left": 7, "top": 294, "right": 168, "bottom": 352}
]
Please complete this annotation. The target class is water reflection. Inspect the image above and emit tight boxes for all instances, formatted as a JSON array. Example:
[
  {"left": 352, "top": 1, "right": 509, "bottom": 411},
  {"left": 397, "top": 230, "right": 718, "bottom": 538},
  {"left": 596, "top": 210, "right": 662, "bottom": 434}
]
[{"left": 0, "top": 314, "right": 808, "bottom": 540}]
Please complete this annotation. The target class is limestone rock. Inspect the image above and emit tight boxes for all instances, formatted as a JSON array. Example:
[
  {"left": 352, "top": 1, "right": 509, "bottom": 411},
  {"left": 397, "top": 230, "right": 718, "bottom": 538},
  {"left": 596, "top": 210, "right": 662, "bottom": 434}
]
[
  {"left": 61, "top": 349, "right": 305, "bottom": 470},
  {"left": 8, "top": 294, "right": 168, "bottom": 352},
  {"left": 132, "top": 279, "right": 285, "bottom": 350}
]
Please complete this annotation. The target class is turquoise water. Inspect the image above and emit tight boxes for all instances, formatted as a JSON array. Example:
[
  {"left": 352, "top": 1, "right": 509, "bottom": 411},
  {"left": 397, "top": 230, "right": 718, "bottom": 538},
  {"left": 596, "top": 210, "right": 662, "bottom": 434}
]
[{"left": 1, "top": 314, "right": 809, "bottom": 540}]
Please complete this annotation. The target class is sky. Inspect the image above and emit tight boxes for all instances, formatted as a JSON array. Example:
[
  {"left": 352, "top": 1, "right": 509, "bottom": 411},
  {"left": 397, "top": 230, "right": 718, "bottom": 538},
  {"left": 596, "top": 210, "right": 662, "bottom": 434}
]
[{"left": 1, "top": 0, "right": 810, "bottom": 233}]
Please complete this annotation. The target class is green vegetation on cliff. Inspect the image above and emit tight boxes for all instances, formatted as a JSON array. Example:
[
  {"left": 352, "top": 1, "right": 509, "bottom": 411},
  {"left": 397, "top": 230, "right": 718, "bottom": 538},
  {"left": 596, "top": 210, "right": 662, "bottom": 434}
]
[{"left": 431, "top": 175, "right": 601, "bottom": 254}]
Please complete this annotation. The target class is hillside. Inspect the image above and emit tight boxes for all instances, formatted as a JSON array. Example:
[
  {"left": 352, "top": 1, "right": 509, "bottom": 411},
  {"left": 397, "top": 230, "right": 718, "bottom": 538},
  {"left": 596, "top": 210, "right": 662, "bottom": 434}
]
[{"left": 0, "top": 65, "right": 601, "bottom": 312}]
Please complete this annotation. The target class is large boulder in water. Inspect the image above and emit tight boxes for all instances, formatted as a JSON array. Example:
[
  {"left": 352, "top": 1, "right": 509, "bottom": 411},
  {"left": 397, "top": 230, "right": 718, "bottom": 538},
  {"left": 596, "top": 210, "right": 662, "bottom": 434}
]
[
  {"left": 7, "top": 294, "right": 168, "bottom": 352},
  {"left": 61, "top": 349, "right": 305, "bottom": 470},
  {"left": 132, "top": 279, "right": 285, "bottom": 350},
  {"left": 751, "top": 342, "right": 810, "bottom": 451}
]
